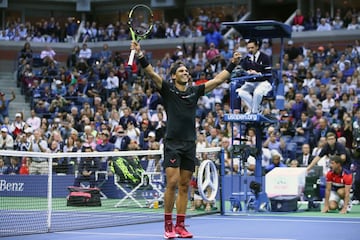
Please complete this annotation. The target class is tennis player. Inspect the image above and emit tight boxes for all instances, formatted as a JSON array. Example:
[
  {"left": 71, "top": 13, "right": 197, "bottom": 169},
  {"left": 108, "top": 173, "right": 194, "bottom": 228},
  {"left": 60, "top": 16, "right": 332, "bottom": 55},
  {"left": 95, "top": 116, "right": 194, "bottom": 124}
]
[
  {"left": 131, "top": 41, "right": 240, "bottom": 239},
  {"left": 322, "top": 155, "right": 353, "bottom": 214}
]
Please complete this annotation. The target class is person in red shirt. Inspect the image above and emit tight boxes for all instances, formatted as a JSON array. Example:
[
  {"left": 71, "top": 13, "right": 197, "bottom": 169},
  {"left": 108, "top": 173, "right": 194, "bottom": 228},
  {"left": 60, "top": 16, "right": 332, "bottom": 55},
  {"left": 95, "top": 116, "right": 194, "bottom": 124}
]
[
  {"left": 322, "top": 155, "right": 353, "bottom": 214},
  {"left": 292, "top": 9, "right": 305, "bottom": 32}
]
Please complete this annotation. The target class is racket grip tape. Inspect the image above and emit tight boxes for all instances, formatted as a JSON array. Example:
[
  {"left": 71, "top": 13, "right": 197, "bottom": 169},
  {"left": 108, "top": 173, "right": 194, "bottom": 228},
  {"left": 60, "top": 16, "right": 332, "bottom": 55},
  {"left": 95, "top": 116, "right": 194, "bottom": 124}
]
[{"left": 128, "top": 49, "right": 136, "bottom": 65}]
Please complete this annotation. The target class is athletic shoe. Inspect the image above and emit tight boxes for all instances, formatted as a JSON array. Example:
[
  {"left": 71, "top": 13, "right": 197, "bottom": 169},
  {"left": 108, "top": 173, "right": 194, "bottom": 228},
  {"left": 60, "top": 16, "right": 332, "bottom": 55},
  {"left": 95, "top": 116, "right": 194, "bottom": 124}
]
[
  {"left": 164, "top": 221, "right": 176, "bottom": 239},
  {"left": 175, "top": 222, "right": 193, "bottom": 238}
]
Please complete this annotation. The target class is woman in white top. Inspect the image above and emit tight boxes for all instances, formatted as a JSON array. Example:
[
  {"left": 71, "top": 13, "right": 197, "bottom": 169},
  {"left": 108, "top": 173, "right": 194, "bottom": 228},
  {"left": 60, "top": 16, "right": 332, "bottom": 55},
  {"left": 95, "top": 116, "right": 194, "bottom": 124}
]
[{"left": 126, "top": 121, "right": 140, "bottom": 143}]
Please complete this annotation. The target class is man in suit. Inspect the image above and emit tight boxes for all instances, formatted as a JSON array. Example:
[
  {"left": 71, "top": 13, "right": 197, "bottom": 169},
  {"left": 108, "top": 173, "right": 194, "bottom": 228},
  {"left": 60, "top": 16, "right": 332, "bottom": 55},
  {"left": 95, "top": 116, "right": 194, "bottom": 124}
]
[
  {"left": 236, "top": 39, "right": 272, "bottom": 114},
  {"left": 294, "top": 111, "right": 314, "bottom": 144},
  {"left": 297, "top": 143, "right": 314, "bottom": 167}
]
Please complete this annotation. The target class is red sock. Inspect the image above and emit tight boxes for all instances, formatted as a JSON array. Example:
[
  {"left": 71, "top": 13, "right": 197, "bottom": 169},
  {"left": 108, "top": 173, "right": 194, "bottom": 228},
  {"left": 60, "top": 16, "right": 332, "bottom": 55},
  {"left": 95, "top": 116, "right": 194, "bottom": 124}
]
[
  {"left": 164, "top": 213, "right": 172, "bottom": 223},
  {"left": 176, "top": 214, "right": 185, "bottom": 226}
]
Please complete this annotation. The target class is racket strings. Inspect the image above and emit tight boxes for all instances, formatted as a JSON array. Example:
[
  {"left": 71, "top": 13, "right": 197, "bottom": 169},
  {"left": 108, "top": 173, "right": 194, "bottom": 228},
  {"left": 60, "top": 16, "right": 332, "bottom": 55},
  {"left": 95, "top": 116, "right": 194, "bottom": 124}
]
[{"left": 129, "top": 7, "right": 153, "bottom": 36}]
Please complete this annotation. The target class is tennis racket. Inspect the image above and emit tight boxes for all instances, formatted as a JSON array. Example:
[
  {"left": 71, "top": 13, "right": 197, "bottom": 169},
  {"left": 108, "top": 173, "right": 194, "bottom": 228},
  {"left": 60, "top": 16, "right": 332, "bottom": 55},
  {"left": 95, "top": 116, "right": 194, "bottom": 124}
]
[{"left": 127, "top": 4, "right": 154, "bottom": 66}]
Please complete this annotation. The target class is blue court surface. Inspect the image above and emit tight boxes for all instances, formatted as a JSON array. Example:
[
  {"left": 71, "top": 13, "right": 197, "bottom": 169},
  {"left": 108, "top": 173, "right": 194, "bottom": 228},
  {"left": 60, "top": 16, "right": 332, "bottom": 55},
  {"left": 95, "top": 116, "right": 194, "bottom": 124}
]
[{"left": 2, "top": 214, "right": 359, "bottom": 240}]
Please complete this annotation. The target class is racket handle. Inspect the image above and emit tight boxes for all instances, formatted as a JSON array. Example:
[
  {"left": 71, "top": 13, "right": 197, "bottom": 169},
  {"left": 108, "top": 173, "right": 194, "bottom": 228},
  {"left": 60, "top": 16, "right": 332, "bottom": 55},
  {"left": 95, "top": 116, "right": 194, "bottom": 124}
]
[{"left": 128, "top": 49, "right": 136, "bottom": 66}]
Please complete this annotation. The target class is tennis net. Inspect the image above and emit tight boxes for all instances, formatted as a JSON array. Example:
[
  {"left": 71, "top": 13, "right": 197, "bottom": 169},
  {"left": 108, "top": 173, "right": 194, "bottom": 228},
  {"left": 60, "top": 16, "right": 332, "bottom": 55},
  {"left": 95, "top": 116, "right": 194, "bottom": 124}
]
[{"left": 0, "top": 147, "right": 221, "bottom": 237}]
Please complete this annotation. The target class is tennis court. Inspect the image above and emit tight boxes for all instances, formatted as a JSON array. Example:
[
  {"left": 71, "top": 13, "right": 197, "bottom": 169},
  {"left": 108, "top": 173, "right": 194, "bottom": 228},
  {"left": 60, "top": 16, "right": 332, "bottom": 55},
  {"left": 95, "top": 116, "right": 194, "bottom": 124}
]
[
  {"left": 2, "top": 208, "right": 360, "bottom": 240},
  {"left": 1, "top": 150, "right": 359, "bottom": 240}
]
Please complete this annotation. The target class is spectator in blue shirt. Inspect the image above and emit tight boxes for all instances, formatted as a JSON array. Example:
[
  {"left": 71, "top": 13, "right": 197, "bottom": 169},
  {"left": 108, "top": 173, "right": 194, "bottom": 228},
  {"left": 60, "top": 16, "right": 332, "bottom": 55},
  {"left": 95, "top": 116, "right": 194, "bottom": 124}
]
[
  {"left": 265, "top": 150, "right": 287, "bottom": 174},
  {"left": 204, "top": 25, "right": 223, "bottom": 49},
  {"left": 291, "top": 93, "right": 307, "bottom": 122},
  {"left": 95, "top": 129, "right": 115, "bottom": 170},
  {"left": 6, "top": 157, "right": 21, "bottom": 175},
  {"left": 74, "top": 144, "right": 100, "bottom": 188},
  {"left": 0, "top": 91, "right": 16, "bottom": 124}
]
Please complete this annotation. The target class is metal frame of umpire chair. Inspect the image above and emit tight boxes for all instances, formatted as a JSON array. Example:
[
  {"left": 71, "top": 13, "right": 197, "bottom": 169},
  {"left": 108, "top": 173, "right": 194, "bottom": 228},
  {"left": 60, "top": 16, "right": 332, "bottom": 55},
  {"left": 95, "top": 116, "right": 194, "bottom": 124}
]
[
  {"left": 221, "top": 20, "right": 292, "bottom": 214},
  {"left": 114, "top": 171, "right": 164, "bottom": 208}
]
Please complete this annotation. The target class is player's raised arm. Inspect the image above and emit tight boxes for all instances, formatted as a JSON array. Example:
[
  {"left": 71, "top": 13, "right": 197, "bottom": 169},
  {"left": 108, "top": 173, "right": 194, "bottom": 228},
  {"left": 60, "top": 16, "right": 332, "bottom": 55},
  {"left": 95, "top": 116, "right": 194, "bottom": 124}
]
[
  {"left": 131, "top": 41, "right": 163, "bottom": 90},
  {"left": 204, "top": 52, "right": 241, "bottom": 93}
]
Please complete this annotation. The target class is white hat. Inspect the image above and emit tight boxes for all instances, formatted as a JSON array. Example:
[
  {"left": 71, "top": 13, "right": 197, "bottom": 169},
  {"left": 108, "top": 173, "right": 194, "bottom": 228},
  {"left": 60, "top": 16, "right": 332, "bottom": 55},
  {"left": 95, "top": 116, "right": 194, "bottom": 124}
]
[
  {"left": 24, "top": 127, "right": 33, "bottom": 134},
  {"left": 271, "top": 149, "right": 282, "bottom": 158},
  {"left": 148, "top": 131, "right": 156, "bottom": 137},
  {"left": 15, "top": 113, "right": 21, "bottom": 118},
  {"left": 55, "top": 80, "right": 62, "bottom": 85},
  {"left": 1, "top": 127, "right": 8, "bottom": 132},
  {"left": 288, "top": 40, "right": 293, "bottom": 45}
]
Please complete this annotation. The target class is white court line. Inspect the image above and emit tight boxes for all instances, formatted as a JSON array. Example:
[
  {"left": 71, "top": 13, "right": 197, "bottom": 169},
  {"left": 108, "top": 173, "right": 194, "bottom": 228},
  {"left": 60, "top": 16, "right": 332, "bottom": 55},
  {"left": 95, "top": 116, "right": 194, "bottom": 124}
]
[
  {"left": 58, "top": 231, "right": 295, "bottom": 240},
  {"left": 198, "top": 216, "right": 360, "bottom": 224}
]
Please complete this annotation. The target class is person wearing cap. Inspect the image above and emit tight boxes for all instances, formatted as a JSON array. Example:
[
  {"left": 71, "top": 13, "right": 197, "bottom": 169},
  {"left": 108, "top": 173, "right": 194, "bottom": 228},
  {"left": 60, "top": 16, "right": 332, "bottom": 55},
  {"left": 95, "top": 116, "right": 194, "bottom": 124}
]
[
  {"left": 284, "top": 39, "right": 302, "bottom": 61},
  {"left": 14, "top": 127, "right": 32, "bottom": 152},
  {"left": 0, "top": 90, "right": 16, "bottom": 124},
  {"left": 9, "top": 113, "right": 26, "bottom": 138},
  {"left": 95, "top": 129, "right": 115, "bottom": 171},
  {"left": 343, "top": 59, "right": 355, "bottom": 80},
  {"left": 0, "top": 126, "right": 14, "bottom": 151},
  {"left": 235, "top": 39, "right": 272, "bottom": 114},
  {"left": 131, "top": 40, "right": 241, "bottom": 239},
  {"left": 52, "top": 80, "right": 66, "bottom": 97},
  {"left": 314, "top": 46, "right": 326, "bottom": 63}
]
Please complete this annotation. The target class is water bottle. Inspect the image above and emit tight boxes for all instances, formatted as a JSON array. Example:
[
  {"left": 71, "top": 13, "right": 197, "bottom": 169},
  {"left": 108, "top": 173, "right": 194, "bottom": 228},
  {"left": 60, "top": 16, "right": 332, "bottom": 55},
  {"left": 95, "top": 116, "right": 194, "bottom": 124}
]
[{"left": 153, "top": 193, "right": 159, "bottom": 209}]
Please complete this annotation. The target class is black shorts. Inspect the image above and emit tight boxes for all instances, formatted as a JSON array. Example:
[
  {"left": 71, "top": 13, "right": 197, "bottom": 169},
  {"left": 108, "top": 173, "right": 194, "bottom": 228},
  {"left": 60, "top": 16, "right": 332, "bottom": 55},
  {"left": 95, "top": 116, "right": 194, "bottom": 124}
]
[{"left": 163, "top": 139, "right": 197, "bottom": 172}]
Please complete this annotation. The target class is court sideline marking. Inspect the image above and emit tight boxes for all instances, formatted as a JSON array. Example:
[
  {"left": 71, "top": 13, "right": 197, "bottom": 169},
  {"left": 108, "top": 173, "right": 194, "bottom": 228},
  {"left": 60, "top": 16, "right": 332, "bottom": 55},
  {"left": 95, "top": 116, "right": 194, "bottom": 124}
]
[
  {"left": 199, "top": 216, "right": 360, "bottom": 224},
  {"left": 57, "top": 231, "right": 295, "bottom": 240}
]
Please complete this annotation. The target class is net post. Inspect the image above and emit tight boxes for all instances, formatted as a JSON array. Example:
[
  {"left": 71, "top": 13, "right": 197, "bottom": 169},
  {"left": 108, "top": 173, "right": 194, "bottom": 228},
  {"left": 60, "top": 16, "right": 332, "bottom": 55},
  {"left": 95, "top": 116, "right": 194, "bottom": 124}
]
[
  {"left": 47, "top": 156, "right": 53, "bottom": 232},
  {"left": 219, "top": 148, "right": 226, "bottom": 215}
]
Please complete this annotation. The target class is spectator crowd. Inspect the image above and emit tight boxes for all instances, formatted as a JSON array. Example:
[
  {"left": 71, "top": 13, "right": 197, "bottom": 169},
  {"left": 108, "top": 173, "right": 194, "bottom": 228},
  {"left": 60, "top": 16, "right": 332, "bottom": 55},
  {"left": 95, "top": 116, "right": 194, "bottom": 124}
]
[{"left": 0, "top": 5, "right": 359, "bottom": 43}]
